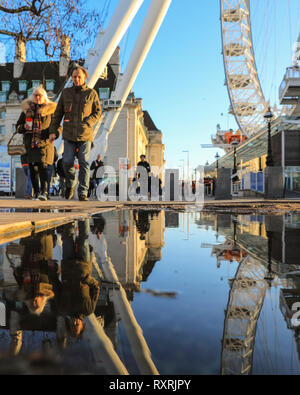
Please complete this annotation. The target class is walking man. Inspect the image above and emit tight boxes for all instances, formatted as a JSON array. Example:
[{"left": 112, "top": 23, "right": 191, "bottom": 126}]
[
  {"left": 89, "top": 154, "right": 104, "bottom": 197},
  {"left": 50, "top": 65, "right": 102, "bottom": 201}
]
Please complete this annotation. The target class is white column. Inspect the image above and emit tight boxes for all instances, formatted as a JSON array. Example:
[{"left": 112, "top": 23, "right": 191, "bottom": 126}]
[
  {"left": 56, "top": 0, "right": 144, "bottom": 155},
  {"left": 86, "top": 0, "right": 145, "bottom": 88},
  {"left": 91, "top": 0, "right": 172, "bottom": 160}
]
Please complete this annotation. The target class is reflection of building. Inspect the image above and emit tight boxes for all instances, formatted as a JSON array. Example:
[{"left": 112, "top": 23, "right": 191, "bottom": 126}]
[
  {"left": 195, "top": 211, "right": 300, "bottom": 374},
  {"left": 93, "top": 210, "right": 165, "bottom": 296},
  {"left": 221, "top": 255, "right": 269, "bottom": 375},
  {"left": 197, "top": 212, "right": 300, "bottom": 274},
  {"left": 165, "top": 211, "right": 179, "bottom": 228}
]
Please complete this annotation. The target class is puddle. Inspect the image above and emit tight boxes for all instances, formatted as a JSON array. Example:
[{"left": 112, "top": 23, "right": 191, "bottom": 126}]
[
  {"left": 0, "top": 210, "right": 299, "bottom": 374},
  {"left": 0, "top": 208, "right": 78, "bottom": 214}
]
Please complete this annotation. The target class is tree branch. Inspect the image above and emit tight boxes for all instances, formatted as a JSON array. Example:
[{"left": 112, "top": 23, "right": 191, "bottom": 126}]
[
  {"left": 0, "top": 29, "right": 18, "bottom": 37},
  {"left": 0, "top": 1, "right": 51, "bottom": 16},
  {"left": 0, "top": 5, "right": 32, "bottom": 14}
]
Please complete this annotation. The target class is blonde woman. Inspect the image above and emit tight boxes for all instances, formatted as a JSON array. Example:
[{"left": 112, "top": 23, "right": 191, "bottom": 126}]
[{"left": 16, "top": 86, "right": 60, "bottom": 200}]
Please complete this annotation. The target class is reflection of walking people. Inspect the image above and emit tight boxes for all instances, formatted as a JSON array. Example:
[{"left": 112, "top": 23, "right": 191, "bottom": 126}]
[
  {"left": 14, "top": 231, "right": 60, "bottom": 316},
  {"left": 8, "top": 230, "right": 60, "bottom": 355},
  {"left": 58, "top": 219, "right": 100, "bottom": 340},
  {"left": 50, "top": 65, "right": 102, "bottom": 201},
  {"left": 16, "top": 86, "right": 60, "bottom": 201}
]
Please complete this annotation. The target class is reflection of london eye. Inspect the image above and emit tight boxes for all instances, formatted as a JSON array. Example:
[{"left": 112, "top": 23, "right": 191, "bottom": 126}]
[{"left": 221, "top": 254, "right": 269, "bottom": 375}]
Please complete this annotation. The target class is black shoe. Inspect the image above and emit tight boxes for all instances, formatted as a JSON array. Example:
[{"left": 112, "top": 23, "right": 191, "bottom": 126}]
[
  {"left": 65, "top": 187, "right": 75, "bottom": 200},
  {"left": 79, "top": 195, "right": 88, "bottom": 201}
]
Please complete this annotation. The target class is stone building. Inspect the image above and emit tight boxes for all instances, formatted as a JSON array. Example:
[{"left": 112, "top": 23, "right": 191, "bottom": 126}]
[{"left": 0, "top": 45, "right": 165, "bottom": 191}]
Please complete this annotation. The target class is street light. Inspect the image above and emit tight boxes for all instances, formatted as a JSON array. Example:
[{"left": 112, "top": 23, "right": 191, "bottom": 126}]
[
  {"left": 182, "top": 150, "right": 189, "bottom": 181},
  {"left": 215, "top": 152, "right": 220, "bottom": 169},
  {"left": 264, "top": 106, "right": 274, "bottom": 167},
  {"left": 231, "top": 141, "right": 239, "bottom": 182}
]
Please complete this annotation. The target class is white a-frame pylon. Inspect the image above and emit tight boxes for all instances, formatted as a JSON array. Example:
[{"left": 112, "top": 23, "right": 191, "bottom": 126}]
[{"left": 56, "top": 0, "right": 172, "bottom": 160}]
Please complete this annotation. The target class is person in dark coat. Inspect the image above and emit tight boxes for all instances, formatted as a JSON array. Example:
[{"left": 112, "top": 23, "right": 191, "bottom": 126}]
[
  {"left": 136, "top": 155, "right": 151, "bottom": 195},
  {"left": 49, "top": 65, "right": 102, "bottom": 201},
  {"left": 16, "top": 86, "right": 60, "bottom": 201},
  {"left": 137, "top": 155, "right": 151, "bottom": 174},
  {"left": 13, "top": 230, "right": 61, "bottom": 316}
]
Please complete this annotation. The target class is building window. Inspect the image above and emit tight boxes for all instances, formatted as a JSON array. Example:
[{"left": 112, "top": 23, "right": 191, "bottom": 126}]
[
  {"left": 32, "top": 80, "right": 41, "bottom": 88},
  {"left": 0, "top": 111, "right": 5, "bottom": 120},
  {"left": 0, "top": 92, "right": 7, "bottom": 103},
  {"left": 1, "top": 81, "right": 10, "bottom": 92},
  {"left": 18, "top": 80, "right": 28, "bottom": 92},
  {"left": 99, "top": 88, "right": 110, "bottom": 100},
  {"left": 45, "top": 79, "right": 55, "bottom": 91},
  {"left": 100, "top": 66, "right": 108, "bottom": 80},
  {"left": 27, "top": 88, "right": 33, "bottom": 98},
  {"left": 0, "top": 125, "right": 5, "bottom": 135}
]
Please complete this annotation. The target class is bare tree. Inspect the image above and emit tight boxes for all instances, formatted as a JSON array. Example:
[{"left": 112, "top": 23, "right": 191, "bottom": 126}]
[{"left": 0, "top": 0, "right": 102, "bottom": 60}]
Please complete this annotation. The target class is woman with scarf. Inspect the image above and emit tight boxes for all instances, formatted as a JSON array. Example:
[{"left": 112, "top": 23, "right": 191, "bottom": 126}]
[{"left": 16, "top": 86, "right": 60, "bottom": 200}]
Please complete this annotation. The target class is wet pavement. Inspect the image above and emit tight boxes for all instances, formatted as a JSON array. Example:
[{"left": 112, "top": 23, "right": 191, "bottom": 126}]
[{"left": 0, "top": 209, "right": 300, "bottom": 374}]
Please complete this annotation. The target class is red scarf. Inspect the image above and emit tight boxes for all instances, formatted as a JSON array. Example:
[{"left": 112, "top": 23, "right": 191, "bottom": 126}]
[{"left": 26, "top": 102, "right": 43, "bottom": 148}]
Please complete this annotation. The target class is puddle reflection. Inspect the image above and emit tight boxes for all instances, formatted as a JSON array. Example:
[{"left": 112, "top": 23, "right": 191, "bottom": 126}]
[{"left": 0, "top": 210, "right": 300, "bottom": 374}]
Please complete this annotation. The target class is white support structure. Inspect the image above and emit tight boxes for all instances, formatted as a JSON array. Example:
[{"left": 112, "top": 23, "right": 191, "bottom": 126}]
[
  {"left": 85, "top": 0, "right": 145, "bottom": 89},
  {"left": 220, "top": 0, "right": 270, "bottom": 137},
  {"left": 91, "top": 0, "right": 172, "bottom": 161},
  {"left": 56, "top": 0, "right": 172, "bottom": 162},
  {"left": 56, "top": 0, "right": 145, "bottom": 155}
]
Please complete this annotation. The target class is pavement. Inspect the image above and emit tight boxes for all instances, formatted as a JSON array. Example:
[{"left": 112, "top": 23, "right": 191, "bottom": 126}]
[{"left": 0, "top": 195, "right": 300, "bottom": 243}]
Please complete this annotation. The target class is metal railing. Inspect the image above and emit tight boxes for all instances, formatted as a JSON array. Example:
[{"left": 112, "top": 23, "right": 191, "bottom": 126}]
[{"left": 279, "top": 67, "right": 300, "bottom": 100}]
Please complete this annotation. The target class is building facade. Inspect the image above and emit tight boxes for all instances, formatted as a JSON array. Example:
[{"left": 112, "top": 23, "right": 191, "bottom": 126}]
[{"left": 0, "top": 46, "right": 165, "bottom": 192}]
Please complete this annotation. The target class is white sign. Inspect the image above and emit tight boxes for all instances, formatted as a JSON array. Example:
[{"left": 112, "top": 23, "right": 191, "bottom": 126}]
[{"left": 0, "top": 146, "right": 10, "bottom": 193}]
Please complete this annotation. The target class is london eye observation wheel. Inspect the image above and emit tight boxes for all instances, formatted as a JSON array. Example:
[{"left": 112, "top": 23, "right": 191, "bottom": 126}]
[
  {"left": 221, "top": 0, "right": 269, "bottom": 138},
  {"left": 220, "top": 0, "right": 300, "bottom": 138}
]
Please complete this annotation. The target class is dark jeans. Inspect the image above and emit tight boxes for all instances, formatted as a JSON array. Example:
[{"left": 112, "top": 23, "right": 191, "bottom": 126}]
[
  {"left": 63, "top": 140, "right": 91, "bottom": 197},
  {"left": 29, "top": 162, "right": 48, "bottom": 196},
  {"left": 23, "top": 165, "right": 32, "bottom": 196}
]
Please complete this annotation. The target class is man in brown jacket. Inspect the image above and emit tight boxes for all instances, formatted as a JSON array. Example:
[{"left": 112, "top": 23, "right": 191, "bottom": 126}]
[{"left": 50, "top": 65, "right": 102, "bottom": 201}]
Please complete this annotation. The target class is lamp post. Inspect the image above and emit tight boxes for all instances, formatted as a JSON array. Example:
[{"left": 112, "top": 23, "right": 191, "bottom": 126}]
[
  {"left": 215, "top": 153, "right": 220, "bottom": 170},
  {"left": 231, "top": 141, "right": 239, "bottom": 182},
  {"left": 264, "top": 107, "right": 274, "bottom": 167},
  {"left": 182, "top": 150, "right": 189, "bottom": 181}
]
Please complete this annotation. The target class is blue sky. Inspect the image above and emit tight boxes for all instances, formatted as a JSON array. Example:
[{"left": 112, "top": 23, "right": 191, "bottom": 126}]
[
  {"left": 88, "top": 0, "right": 300, "bottom": 173},
  {"left": 2, "top": 0, "right": 300, "bottom": 173}
]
